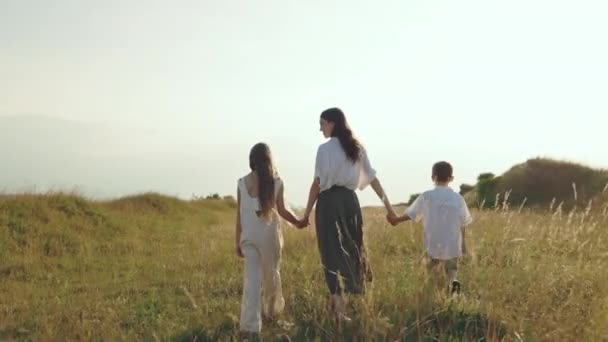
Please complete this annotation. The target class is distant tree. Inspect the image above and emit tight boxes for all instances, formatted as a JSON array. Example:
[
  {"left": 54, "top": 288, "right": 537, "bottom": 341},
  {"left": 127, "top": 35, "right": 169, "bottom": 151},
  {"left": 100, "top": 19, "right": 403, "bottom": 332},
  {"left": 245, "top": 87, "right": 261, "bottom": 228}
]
[
  {"left": 477, "top": 175, "right": 501, "bottom": 208},
  {"left": 477, "top": 173, "right": 495, "bottom": 182},
  {"left": 206, "top": 193, "right": 221, "bottom": 200},
  {"left": 459, "top": 184, "right": 474, "bottom": 196}
]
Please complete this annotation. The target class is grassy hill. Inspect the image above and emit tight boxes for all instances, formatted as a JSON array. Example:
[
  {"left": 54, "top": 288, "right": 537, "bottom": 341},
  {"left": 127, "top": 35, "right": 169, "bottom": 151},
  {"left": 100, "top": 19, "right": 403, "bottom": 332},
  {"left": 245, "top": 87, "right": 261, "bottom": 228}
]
[
  {"left": 462, "top": 158, "right": 608, "bottom": 210},
  {"left": 1, "top": 192, "right": 608, "bottom": 340},
  {"left": 0, "top": 193, "right": 235, "bottom": 341}
]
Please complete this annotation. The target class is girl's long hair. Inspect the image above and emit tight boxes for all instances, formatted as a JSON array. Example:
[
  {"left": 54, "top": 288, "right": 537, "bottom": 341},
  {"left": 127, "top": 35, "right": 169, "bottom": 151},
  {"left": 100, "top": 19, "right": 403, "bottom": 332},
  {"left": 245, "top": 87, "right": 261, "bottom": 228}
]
[{"left": 249, "top": 143, "right": 276, "bottom": 216}]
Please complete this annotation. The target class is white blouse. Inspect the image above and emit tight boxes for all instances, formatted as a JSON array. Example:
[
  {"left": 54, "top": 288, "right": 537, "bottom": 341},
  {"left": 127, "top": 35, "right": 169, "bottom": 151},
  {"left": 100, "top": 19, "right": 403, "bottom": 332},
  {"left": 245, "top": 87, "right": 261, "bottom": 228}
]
[{"left": 314, "top": 137, "right": 377, "bottom": 192}]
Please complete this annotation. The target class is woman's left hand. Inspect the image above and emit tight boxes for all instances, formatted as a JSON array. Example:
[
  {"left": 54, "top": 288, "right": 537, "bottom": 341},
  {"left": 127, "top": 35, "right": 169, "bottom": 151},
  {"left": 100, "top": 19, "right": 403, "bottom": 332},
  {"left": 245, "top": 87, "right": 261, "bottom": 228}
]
[{"left": 386, "top": 212, "right": 399, "bottom": 226}]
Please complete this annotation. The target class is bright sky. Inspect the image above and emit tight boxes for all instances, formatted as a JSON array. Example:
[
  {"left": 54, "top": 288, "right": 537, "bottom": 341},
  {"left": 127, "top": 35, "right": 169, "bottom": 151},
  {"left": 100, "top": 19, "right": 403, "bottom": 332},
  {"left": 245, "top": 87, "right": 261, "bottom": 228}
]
[{"left": 1, "top": 0, "right": 607, "bottom": 205}]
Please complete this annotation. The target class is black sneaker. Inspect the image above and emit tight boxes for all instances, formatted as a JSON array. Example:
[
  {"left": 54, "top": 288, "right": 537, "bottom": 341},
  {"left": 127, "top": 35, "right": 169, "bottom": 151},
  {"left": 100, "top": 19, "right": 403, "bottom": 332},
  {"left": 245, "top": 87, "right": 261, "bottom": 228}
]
[{"left": 451, "top": 280, "right": 461, "bottom": 295}]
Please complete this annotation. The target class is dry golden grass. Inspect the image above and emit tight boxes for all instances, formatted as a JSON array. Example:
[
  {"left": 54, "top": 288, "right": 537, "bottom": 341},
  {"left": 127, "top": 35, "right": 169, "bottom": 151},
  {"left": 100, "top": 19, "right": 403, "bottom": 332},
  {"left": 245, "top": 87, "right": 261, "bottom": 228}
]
[{"left": 1, "top": 193, "right": 607, "bottom": 341}]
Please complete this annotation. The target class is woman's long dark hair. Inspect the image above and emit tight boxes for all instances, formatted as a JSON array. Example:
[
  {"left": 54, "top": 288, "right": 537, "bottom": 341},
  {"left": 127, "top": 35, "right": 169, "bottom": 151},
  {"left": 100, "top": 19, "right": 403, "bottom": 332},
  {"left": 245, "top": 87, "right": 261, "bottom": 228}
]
[
  {"left": 321, "top": 108, "right": 362, "bottom": 163},
  {"left": 249, "top": 143, "right": 276, "bottom": 217}
]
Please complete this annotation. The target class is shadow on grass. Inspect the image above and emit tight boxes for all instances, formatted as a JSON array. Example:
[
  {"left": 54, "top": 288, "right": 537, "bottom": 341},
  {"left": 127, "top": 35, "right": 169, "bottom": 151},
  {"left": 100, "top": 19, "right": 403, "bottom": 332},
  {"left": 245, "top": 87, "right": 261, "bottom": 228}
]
[
  {"left": 289, "top": 308, "right": 508, "bottom": 341},
  {"left": 394, "top": 304, "right": 510, "bottom": 341},
  {"left": 0, "top": 325, "right": 35, "bottom": 341},
  {"left": 171, "top": 318, "right": 238, "bottom": 342},
  {"left": 171, "top": 318, "right": 295, "bottom": 342},
  {"left": 170, "top": 306, "right": 508, "bottom": 342}
]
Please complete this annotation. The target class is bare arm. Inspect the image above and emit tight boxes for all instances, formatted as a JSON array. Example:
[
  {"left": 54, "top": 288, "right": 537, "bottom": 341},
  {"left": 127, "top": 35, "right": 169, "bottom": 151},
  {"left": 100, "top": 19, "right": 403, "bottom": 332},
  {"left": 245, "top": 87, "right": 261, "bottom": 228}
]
[
  {"left": 370, "top": 177, "right": 396, "bottom": 217},
  {"left": 276, "top": 183, "right": 302, "bottom": 227},
  {"left": 235, "top": 186, "right": 243, "bottom": 258},
  {"left": 303, "top": 178, "right": 321, "bottom": 223}
]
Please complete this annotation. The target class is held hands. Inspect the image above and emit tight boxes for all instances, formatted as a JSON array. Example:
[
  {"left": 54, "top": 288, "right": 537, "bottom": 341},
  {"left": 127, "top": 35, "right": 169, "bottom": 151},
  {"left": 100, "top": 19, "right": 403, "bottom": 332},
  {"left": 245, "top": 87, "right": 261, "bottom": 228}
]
[
  {"left": 295, "top": 216, "right": 310, "bottom": 229},
  {"left": 386, "top": 206, "right": 404, "bottom": 226},
  {"left": 386, "top": 212, "right": 401, "bottom": 226},
  {"left": 385, "top": 204, "right": 398, "bottom": 226}
]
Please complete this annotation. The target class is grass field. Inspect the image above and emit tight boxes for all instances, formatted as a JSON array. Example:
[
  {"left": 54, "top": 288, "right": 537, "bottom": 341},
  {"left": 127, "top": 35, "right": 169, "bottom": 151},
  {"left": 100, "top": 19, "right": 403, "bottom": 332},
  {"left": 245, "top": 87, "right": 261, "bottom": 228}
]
[{"left": 1, "top": 192, "right": 608, "bottom": 341}]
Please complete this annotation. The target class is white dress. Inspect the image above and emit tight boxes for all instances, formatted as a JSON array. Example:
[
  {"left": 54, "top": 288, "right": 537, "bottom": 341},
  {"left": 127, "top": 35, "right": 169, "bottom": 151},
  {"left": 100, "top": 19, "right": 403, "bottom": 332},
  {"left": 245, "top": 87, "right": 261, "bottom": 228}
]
[{"left": 238, "top": 177, "right": 285, "bottom": 333}]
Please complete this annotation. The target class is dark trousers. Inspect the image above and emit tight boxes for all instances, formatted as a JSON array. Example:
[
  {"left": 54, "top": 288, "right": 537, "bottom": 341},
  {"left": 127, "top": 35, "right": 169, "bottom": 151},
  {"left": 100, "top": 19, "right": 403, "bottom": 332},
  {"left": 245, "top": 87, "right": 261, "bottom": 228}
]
[{"left": 315, "top": 186, "right": 372, "bottom": 295}]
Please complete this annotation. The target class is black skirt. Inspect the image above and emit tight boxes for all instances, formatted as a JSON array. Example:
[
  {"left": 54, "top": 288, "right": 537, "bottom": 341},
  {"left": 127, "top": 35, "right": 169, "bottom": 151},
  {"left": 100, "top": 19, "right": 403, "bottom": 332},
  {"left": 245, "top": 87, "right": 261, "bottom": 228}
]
[{"left": 315, "top": 186, "right": 372, "bottom": 295}]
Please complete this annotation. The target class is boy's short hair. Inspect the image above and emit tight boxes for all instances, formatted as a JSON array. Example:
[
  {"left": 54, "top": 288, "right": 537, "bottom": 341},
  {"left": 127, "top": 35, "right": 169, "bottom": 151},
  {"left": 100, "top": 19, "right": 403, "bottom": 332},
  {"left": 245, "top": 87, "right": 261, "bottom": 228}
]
[{"left": 432, "top": 161, "right": 453, "bottom": 182}]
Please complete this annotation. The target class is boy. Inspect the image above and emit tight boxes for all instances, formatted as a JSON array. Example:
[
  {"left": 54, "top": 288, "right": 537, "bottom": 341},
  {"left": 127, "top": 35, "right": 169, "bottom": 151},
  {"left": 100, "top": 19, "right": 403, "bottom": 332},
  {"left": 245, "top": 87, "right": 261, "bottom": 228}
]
[{"left": 387, "top": 161, "right": 473, "bottom": 294}]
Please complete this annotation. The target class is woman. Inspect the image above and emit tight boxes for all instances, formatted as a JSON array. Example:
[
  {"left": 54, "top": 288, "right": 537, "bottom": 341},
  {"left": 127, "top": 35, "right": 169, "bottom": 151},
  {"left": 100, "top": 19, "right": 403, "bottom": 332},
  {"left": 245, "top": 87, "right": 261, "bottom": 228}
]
[
  {"left": 236, "top": 143, "right": 305, "bottom": 336},
  {"left": 302, "top": 108, "right": 397, "bottom": 321}
]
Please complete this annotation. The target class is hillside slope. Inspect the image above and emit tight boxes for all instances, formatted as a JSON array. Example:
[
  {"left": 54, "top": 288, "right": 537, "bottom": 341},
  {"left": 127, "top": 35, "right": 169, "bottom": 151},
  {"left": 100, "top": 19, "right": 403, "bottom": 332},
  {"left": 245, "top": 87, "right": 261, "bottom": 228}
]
[
  {"left": 462, "top": 158, "right": 608, "bottom": 209},
  {"left": 1, "top": 192, "right": 608, "bottom": 340}
]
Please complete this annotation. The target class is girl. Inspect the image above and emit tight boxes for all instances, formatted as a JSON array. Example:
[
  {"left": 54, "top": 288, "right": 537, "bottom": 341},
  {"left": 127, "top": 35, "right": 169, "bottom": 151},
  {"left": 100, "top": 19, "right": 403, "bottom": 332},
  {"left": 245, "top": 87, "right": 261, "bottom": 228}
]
[{"left": 236, "top": 143, "right": 304, "bottom": 336}]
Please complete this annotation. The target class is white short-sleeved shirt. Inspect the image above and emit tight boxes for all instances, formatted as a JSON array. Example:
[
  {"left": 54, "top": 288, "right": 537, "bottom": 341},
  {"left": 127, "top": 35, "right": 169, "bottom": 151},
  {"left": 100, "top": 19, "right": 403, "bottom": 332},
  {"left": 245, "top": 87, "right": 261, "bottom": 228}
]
[
  {"left": 314, "top": 137, "right": 377, "bottom": 192},
  {"left": 405, "top": 186, "right": 473, "bottom": 260}
]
